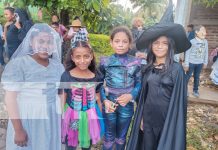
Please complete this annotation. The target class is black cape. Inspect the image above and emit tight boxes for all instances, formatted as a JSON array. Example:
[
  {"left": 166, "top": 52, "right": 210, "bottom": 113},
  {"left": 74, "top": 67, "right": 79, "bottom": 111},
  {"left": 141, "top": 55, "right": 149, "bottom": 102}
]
[{"left": 126, "top": 63, "right": 187, "bottom": 150}]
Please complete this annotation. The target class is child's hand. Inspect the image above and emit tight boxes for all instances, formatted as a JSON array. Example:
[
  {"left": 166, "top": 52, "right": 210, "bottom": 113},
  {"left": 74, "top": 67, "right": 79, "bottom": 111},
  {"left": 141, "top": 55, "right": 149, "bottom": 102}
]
[
  {"left": 116, "top": 94, "right": 133, "bottom": 107},
  {"left": 104, "top": 100, "right": 118, "bottom": 113},
  {"left": 15, "top": 128, "right": 28, "bottom": 147},
  {"left": 184, "top": 66, "right": 189, "bottom": 72},
  {"left": 15, "top": 21, "right": 21, "bottom": 29}
]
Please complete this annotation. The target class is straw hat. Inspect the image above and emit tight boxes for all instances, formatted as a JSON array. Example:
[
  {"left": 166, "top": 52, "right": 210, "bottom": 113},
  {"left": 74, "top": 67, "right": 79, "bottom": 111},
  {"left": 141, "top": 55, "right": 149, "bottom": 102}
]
[{"left": 69, "top": 20, "right": 82, "bottom": 27}]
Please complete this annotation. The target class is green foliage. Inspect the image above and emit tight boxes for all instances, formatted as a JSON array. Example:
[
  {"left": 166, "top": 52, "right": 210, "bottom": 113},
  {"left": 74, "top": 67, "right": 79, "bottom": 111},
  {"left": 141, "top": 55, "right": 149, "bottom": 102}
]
[
  {"left": 94, "top": 3, "right": 133, "bottom": 34},
  {"left": 193, "top": 0, "right": 218, "bottom": 7},
  {"left": 89, "top": 33, "right": 113, "bottom": 62},
  {"left": 2, "top": 0, "right": 109, "bottom": 26},
  {"left": 0, "top": 1, "right": 6, "bottom": 24},
  {"left": 144, "top": 16, "right": 158, "bottom": 28},
  {"left": 130, "top": 0, "right": 168, "bottom": 22},
  {"left": 1, "top": 0, "right": 133, "bottom": 34}
]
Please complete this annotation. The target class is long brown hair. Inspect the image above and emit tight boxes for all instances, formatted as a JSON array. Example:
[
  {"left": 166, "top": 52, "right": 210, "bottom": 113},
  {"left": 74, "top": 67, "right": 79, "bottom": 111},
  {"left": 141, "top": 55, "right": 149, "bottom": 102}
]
[{"left": 65, "top": 41, "right": 96, "bottom": 73}]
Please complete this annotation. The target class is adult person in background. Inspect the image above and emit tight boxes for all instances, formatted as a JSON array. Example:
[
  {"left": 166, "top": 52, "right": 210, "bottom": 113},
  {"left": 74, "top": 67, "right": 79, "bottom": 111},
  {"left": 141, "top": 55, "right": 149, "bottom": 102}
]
[
  {"left": 51, "top": 22, "right": 64, "bottom": 62},
  {"left": 51, "top": 14, "right": 67, "bottom": 38},
  {"left": 51, "top": 14, "right": 68, "bottom": 62},
  {"left": 4, "top": 7, "right": 33, "bottom": 59},
  {"left": 0, "top": 23, "right": 5, "bottom": 68},
  {"left": 66, "top": 16, "right": 88, "bottom": 42},
  {"left": 3, "top": 7, "right": 14, "bottom": 59},
  {"left": 129, "top": 17, "right": 147, "bottom": 61}
]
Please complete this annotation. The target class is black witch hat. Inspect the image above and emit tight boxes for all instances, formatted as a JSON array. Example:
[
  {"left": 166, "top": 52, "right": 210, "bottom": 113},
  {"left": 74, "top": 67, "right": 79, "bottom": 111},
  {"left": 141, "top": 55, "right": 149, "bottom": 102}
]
[{"left": 136, "top": 0, "right": 191, "bottom": 54}]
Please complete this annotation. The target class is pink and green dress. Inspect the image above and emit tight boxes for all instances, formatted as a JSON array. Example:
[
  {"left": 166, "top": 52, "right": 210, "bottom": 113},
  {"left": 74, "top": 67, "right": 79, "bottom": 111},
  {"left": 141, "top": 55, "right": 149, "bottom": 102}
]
[{"left": 60, "top": 71, "right": 104, "bottom": 148}]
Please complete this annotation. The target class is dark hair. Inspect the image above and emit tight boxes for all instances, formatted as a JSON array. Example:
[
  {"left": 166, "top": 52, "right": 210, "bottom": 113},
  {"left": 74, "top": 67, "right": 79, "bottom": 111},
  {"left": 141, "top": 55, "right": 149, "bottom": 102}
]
[
  {"left": 74, "top": 16, "right": 80, "bottom": 21},
  {"left": 194, "top": 25, "right": 205, "bottom": 32},
  {"left": 144, "top": 35, "right": 175, "bottom": 73},
  {"left": 4, "top": 7, "right": 15, "bottom": 14},
  {"left": 51, "top": 22, "right": 59, "bottom": 27},
  {"left": 187, "top": 24, "right": 194, "bottom": 29},
  {"left": 110, "top": 26, "right": 133, "bottom": 44},
  {"left": 65, "top": 41, "right": 96, "bottom": 73}
]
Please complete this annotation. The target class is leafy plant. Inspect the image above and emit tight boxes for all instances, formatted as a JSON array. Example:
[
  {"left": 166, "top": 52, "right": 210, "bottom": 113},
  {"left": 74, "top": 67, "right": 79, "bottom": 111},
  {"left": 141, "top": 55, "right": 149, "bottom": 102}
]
[
  {"left": 193, "top": 0, "right": 218, "bottom": 7},
  {"left": 89, "top": 33, "right": 113, "bottom": 62}
]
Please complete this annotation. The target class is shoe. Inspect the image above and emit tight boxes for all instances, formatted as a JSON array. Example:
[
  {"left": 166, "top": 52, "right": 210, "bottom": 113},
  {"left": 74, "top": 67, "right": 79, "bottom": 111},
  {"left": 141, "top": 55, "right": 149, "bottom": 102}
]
[{"left": 192, "top": 91, "right": 199, "bottom": 98}]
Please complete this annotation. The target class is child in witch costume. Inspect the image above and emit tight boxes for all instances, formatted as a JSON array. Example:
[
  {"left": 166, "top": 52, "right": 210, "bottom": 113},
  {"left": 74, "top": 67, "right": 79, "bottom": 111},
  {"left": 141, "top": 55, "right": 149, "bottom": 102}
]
[
  {"left": 99, "top": 26, "right": 141, "bottom": 150},
  {"left": 59, "top": 41, "right": 104, "bottom": 150},
  {"left": 126, "top": 23, "right": 191, "bottom": 150}
]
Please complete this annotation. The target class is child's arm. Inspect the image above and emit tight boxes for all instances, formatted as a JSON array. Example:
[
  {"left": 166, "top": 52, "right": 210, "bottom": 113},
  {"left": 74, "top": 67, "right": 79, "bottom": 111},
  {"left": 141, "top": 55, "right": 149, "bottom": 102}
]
[
  {"left": 98, "top": 59, "right": 106, "bottom": 103},
  {"left": 99, "top": 85, "right": 117, "bottom": 112},
  {"left": 96, "top": 92, "right": 102, "bottom": 112},
  {"left": 117, "top": 82, "right": 141, "bottom": 106},
  {"left": 4, "top": 91, "right": 28, "bottom": 147},
  {"left": 184, "top": 39, "right": 193, "bottom": 71},
  {"left": 58, "top": 89, "right": 67, "bottom": 113},
  {"left": 184, "top": 47, "right": 191, "bottom": 72}
]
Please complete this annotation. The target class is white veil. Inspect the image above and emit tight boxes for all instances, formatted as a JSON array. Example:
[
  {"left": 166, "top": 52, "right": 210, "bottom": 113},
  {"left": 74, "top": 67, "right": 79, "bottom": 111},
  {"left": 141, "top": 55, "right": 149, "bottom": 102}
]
[{"left": 11, "top": 23, "right": 62, "bottom": 62}]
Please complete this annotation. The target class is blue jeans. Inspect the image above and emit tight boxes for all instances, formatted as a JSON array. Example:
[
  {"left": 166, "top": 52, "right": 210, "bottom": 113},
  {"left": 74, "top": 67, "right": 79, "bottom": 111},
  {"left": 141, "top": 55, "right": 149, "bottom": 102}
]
[
  {"left": 186, "top": 63, "right": 203, "bottom": 92},
  {"left": 102, "top": 94, "right": 134, "bottom": 150}
]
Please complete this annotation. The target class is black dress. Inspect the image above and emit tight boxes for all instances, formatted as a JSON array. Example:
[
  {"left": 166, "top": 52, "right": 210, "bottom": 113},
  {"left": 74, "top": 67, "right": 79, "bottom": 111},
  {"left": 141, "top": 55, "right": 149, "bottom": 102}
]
[{"left": 126, "top": 62, "right": 187, "bottom": 150}]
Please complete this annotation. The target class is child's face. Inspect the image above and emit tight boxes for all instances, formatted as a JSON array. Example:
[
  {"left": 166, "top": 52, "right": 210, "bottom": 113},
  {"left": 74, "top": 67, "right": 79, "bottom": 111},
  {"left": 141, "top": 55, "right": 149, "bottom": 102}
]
[
  {"left": 152, "top": 36, "right": 169, "bottom": 59},
  {"left": 52, "top": 15, "right": 59, "bottom": 22},
  {"left": 31, "top": 32, "right": 54, "bottom": 59},
  {"left": 73, "top": 27, "right": 80, "bottom": 32},
  {"left": 4, "top": 10, "right": 14, "bottom": 22},
  {"left": 137, "top": 22, "right": 143, "bottom": 31},
  {"left": 110, "top": 32, "right": 130, "bottom": 55},
  {"left": 71, "top": 47, "right": 93, "bottom": 71},
  {"left": 196, "top": 27, "right": 207, "bottom": 39}
]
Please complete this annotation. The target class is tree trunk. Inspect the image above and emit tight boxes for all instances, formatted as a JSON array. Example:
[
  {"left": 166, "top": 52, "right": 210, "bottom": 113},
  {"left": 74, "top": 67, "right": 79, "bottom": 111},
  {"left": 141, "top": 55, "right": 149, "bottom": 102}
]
[{"left": 60, "top": 10, "right": 70, "bottom": 26}]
